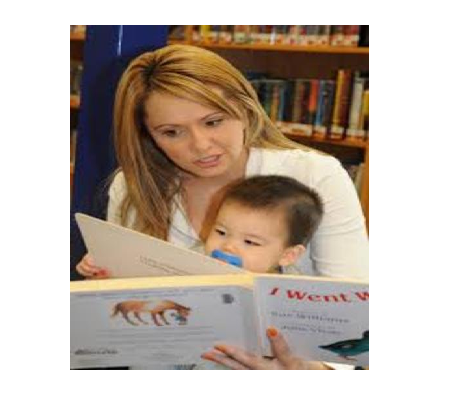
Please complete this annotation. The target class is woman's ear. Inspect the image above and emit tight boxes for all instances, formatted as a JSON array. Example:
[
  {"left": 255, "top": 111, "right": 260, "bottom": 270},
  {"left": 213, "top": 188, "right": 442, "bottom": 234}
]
[{"left": 278, "top": 244, "right": 306, "bottom": 267}]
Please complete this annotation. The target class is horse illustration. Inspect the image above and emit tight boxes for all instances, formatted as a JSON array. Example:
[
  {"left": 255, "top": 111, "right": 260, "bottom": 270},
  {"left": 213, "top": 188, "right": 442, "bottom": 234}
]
[{"left": 111, "top": 300, "right": 191, "bottom": 326}]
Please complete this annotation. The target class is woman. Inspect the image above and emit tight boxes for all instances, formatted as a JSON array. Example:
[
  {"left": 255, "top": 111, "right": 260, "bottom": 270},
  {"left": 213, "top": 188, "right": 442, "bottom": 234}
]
[{"left": 76, "top": 44, "right": 368, "bottom": 369}]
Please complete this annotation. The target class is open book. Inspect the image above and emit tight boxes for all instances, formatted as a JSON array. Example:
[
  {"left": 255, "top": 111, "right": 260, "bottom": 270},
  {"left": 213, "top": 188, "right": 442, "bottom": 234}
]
[
  {"left": 71, "top": 274, "right": 369, "bottom": 369},
  {"left": 75, "top": 213, "right": 244, "bottom": 278}
]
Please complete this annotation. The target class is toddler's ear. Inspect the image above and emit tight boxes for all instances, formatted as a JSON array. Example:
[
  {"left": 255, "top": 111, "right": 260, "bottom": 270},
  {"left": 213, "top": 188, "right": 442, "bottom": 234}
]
[{"left": 278, "top": 244, "right": 306, "bottom": 267}]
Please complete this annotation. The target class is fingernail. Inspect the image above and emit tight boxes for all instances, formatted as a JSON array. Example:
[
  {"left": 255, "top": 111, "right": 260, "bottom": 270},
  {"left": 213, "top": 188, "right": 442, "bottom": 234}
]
[
  {"left": 267, "top": 327, "right": 278, "bottom": 338},
  {"left": 214, "top": 344, "right": 228, "bottom": 353},
  {"left": 201, "top": 353, "right": 215, "bottom": 362}
]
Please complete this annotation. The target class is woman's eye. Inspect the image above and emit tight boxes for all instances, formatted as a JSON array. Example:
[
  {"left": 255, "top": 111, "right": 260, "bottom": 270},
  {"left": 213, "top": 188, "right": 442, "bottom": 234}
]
[
  {"left": 206, "top": 119, "right": 223, "bottom": 127},
  {"left": 244, "top": 239, "right": 261, "bottom": 246},
  {"left": 162, "top": 130, "right": 180, "bottom": 138}
]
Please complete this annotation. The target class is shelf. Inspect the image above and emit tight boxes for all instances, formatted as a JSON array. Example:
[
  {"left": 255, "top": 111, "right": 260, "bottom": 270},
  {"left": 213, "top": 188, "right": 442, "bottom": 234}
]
[
  {"left": 167, "top": 40, "right": 369, "bottom": 55},
  {"left": 70, "top": 95, "right": 80, "bottom": 110},
  {"left": 70, "top": 32, "right": 85, "bottom": 41},
  {"left": 285, "top": 132, "right": 368, "bottom": 149}
]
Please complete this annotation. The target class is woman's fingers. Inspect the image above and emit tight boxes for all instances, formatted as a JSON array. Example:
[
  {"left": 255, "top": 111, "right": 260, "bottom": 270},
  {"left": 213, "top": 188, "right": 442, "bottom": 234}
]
[
  {"left": 201, "top": 350, "right": 249, "bottom": 370},
  {"left": 207, "top": 344, "right": 275, "bottom": 370},
  {"left": 75, "top": 254, "right": 110, "bottom": 279},
  {"left": 266, "top": 327, "right": 296, "bottom": 367}
]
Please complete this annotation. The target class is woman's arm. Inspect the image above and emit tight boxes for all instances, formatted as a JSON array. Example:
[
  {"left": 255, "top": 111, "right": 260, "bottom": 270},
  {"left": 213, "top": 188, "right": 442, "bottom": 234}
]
[{"left": 308, "top": 158, "right": 369, "bottom": 281}]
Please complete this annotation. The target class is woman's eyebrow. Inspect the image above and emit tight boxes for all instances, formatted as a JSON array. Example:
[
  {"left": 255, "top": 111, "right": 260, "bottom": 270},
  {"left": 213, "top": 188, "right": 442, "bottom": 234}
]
[{"left": 153, "top": 112, "right": 223, "bottom": 130}]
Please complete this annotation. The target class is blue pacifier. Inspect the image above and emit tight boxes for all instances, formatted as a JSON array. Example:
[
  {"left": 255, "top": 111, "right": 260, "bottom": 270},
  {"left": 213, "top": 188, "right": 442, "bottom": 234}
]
[{"left": 211, "top": 249, "right": 243, "bottom": 268}]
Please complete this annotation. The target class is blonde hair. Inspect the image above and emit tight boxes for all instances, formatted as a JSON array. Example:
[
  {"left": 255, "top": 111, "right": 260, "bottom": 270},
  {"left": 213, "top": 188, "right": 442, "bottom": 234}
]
[{"left": 113, "top": 44, "right": 313, "bottom": 239}]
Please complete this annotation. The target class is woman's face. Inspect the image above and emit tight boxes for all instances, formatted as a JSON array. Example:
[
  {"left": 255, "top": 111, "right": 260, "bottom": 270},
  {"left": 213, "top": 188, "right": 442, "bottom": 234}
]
[{"left": 143, "top": 91, "right": 247, "bottom": 179}]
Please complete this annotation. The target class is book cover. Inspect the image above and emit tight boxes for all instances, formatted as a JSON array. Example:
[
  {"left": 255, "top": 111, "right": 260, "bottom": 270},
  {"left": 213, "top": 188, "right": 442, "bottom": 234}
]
[
  {"left": 71, "top": 274, "right": 368, "bottom": 369},
  {"left": 75, "top": 213, "right": 245, "bottom": 278}
]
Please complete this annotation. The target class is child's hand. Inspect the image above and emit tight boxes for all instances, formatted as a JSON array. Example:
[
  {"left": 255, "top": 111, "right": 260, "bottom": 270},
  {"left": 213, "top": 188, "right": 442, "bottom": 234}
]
[{"left": 76, "top": 254, "right": 111, "bottom": 279}]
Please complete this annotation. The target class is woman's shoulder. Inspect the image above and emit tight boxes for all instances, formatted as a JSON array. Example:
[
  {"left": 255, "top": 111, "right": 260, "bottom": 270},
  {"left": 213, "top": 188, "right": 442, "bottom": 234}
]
[
  {"left": 249, "top": 147, "right": 342, "bottom": 183},
  {"left": 109, "top": 170, "right": 127, "bottom": 196}
]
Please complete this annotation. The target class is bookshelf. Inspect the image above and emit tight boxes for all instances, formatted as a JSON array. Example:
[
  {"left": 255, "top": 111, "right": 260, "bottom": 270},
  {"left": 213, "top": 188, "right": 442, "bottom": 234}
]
[
  {"left": 168, "top": 26, "right": 369, "bottom": 231},
  {"left": 69, "top": 26, "right": 369, "bottom": 231},
  {"left": 70, "top": 26, "right": 86, "bottom": 195}
]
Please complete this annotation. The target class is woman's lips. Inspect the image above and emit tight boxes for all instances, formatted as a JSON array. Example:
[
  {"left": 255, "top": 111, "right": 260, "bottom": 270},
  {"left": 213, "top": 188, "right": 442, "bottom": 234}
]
[{"left": 194, "top": 154, "right": 222, "bottom": 168}]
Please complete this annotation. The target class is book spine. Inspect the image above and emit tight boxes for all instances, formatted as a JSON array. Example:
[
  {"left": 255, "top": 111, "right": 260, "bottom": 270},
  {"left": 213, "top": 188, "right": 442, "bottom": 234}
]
[
  {"left": 283, "top": 80, "right": 295, "bottom": 122},
  {"left": 292, "top": 80, "right": 304, "bottom": 123},
  {"left": 298, "top": 26, "right": 308, "bottom": 45},
  {"left": 274, "top": 25, "right": 288, "bottom": 45},
  {"left": 191, "top": 25, "right": 201, "bottom": 42},
  {"left": 331, "top": 25, "right": 344, "bottom": 46},
  {"left": 209, "top": 26, "right": 220, "bottom": 43},
  {"left": 288, "top": 25, "right": 300, "bottom": 45},
  {"left": 358, "top": 89, "right": 369, "bottom": 139},
  {"left": 338, "top": 70, "right": 353, "bottom": 132},
  {"left": 234, "top": 25, "right": 248, "bottom": 43},
  {"left": 277, "top": 81, "right": 286, "bottom": 121},
  {"left": 263, "top": 81, "right": 274, "bottom": 116},
  {"left": 331, "top": 70, "right": 345, "bottom": 138},
  {"left": 300, "top": 80, "right": 311, "bottom": 124},
  {"left": 219, "top": 25, "right": 233, "bottom": 44},
  {"left": 346, "top": 73, "right": 365, "bottom": 138},
  {"left": 322, "top": 80, "right": 336, "bottom": 134},
  {"left": 307, "top": 79, "right": 319, "bottom": 126},
  {"left": 314, "top": 80, "right": 325, "bottom": 135},
  {"left": 317, "top": 25, "right": 331, "bottom": 45},
  {"left": 270, "top": 82, "right": 280, "bottom": 121},
  {"left": 359, "top": 25, "right": 369, "bottom": 47},
  {"left": 199, "top": 25, "right": 211, "bottom": 42}
]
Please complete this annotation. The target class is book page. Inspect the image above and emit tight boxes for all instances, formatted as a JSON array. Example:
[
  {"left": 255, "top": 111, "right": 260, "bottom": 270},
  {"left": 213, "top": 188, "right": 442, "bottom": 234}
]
[
  {"left": 75, "top": 213, "right": 245, "bottom": 278},
  {"left": 71, "top": 283, "right": 258, "bottom": 369},
  {"left": 255, "top": 275, "right": 369, "bottom": 366}
]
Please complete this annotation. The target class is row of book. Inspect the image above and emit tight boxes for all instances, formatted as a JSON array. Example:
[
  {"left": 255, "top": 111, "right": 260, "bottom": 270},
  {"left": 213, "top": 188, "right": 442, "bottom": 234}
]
[
  {"left": 169, "top": 25, "right": 368, "bottom": 47},
  {"left": 344, "top": 163, "right": 365, "bottom": 194},
  {"left": 71, "top": 129, "right": 77, "bottom": 164},
  {"left": 70, "top": 25, "right": 86, "bottom": 35},
  {"left": 249, "top": 70, "right": 369, "bottom": 140},
  {"left": 70, "top": 61, "right": 83, "bottom": 96}
]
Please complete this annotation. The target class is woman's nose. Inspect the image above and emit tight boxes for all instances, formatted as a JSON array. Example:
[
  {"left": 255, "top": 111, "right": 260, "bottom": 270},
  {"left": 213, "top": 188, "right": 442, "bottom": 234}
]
[{"left": 189, "top": 127, "right": 212, "bottom": 153}]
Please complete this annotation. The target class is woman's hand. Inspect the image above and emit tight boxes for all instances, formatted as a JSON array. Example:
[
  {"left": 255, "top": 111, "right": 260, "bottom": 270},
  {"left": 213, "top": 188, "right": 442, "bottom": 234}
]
[
  {"left": 75, "top": 254, "right": 111, "bottom": 279},
  {"left": 201, "top": 327, "right": 332, "bottom": 370}
]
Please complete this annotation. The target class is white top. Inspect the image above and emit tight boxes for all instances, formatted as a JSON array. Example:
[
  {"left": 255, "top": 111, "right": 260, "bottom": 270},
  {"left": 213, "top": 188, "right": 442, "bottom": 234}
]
[{"left": 108, "top": 147, "right": 369, "bottom": 282}]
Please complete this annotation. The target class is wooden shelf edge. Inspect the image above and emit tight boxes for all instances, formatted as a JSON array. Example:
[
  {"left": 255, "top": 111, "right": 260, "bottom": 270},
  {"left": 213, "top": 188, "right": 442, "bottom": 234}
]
[
  {"left": 70, "top": 95, "right": 80, "bottom": 110},
  {"left": 70, "top": 32, "right": 85, "bottom": 41},
  {"left": 285, "top": 132, "right": 368, "bottom": 149},
  {"left": 167, "top": 40, "right": 368, "bottom": 55}
]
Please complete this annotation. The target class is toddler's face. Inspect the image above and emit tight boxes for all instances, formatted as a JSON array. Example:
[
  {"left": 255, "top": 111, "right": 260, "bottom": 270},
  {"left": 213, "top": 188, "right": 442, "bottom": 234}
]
[{"left": 205, "top": 201, "right": 295, "bottom": 273}]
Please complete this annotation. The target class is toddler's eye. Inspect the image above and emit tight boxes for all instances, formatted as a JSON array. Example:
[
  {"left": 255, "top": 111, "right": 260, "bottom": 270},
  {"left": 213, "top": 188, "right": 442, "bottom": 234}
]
[
  {"left": 215, "top": 228, "right": 226, "bottom": 236},
  {"left": 244, "top": 239, "right": 261, "bottom": 246}
]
